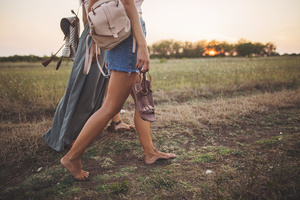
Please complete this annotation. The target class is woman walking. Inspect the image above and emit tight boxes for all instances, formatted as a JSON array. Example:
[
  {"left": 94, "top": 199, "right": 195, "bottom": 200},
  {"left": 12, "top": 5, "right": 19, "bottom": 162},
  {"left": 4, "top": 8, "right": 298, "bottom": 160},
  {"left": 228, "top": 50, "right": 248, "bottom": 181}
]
[
  {"left": 43, "top": 0, "right": 131, "bottom": 152},
  {"left": 61, "top": 0, "right": 175, "bottom": 180}
]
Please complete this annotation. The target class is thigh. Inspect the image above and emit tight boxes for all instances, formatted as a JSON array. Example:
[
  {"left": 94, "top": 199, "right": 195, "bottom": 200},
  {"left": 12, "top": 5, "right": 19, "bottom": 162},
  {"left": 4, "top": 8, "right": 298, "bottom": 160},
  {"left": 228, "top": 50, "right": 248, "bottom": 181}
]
[{"left": 103, "top": 71, "right": 138, "bottom": 112}]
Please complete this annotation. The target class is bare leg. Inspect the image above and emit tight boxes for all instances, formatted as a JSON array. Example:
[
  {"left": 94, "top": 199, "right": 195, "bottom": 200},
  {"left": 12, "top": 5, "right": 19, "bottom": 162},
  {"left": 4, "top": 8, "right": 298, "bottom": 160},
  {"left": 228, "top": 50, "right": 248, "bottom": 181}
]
[
  {"left": 130, "top": 91, "right": 176, "bottom": 164},
  {"left": 61, "top": 71, "right": 138, "bottom": 180},
  {"left": 106, "top": 78, "right": 134, "bottom": 131}
]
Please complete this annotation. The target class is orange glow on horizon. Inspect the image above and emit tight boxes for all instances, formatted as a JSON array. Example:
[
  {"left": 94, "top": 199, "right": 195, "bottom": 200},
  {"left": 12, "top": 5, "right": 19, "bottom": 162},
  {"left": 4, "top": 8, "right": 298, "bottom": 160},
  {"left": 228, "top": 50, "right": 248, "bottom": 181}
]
[{"left": 208, "top": 50, "right": 216, "bottom": 56}]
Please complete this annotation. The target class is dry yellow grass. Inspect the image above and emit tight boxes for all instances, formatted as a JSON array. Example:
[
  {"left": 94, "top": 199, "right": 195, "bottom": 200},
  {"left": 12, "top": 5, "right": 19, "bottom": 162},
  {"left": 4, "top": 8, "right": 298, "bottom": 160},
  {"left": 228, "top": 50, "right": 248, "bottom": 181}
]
[
  {"left": 0, "top": 119, "right": 52, "bottom": 166},
  {"left": 154, "top": 88, "right": 300, "bottom": 125},
  {"left": 1, "top": 88, "right": 299, "bottom": 166}
]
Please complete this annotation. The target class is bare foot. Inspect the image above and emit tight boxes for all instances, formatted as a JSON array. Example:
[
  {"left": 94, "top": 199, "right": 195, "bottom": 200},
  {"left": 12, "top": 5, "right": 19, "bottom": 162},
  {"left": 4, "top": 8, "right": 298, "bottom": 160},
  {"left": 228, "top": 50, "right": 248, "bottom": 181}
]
[
  {"left": 61, "top": 156, "right": 89, "bottom": 180},
  {"left": 145, "top": 149, "right": 176, "bottom": 164}
]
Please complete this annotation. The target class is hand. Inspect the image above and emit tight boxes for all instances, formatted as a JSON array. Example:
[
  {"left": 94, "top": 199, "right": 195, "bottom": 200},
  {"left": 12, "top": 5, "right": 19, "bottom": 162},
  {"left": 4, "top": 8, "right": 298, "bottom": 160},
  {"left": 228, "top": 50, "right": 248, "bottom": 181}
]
[{"left": 135, "top": 45, "right": 150, "bottom": 72}]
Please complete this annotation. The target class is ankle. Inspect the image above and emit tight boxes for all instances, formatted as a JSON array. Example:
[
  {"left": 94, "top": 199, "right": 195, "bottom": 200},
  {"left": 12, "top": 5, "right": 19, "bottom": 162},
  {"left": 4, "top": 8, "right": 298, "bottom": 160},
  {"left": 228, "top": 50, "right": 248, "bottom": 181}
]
[
  {"left": 62, "top": 153, "right": 77, "bottom": 162},
  {"left": 145, "top": 148, "right": 158, "bottom": 157}
]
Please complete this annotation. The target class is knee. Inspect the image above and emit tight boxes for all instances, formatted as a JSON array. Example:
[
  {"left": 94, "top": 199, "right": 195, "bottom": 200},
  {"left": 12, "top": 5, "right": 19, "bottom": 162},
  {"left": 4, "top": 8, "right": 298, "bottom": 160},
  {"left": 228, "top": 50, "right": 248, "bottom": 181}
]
[{"left": 100, "top": 104, "right": 122, "bottom": 119}]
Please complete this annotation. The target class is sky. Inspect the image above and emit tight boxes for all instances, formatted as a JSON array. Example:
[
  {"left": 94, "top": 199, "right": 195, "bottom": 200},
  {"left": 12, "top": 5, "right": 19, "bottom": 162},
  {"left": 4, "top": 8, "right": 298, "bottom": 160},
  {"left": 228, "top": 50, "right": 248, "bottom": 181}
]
[{"left": 0, "top": 0, "right": 299, "bottom": 56}]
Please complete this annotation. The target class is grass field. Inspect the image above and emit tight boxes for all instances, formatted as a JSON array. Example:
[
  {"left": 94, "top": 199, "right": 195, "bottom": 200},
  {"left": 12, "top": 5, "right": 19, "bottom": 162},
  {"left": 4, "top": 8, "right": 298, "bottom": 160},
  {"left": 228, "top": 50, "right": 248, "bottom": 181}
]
[{"left": 0, "top": 57, "right": 300, "bottom": 199}]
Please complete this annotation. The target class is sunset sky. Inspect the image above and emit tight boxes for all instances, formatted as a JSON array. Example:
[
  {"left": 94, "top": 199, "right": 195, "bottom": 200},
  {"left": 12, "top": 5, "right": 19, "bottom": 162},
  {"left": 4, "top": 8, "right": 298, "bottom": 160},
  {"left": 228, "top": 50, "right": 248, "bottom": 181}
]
[{"left": 0, "top": 0, "right": 299, "bottom": 56}]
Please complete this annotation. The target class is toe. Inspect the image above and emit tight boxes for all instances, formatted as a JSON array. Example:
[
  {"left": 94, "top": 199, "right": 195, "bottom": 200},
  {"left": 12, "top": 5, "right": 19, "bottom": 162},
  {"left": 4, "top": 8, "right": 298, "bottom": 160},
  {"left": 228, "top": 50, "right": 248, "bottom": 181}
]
[
  {"left": 82, "top": 170, "right": 89, "bottom": 178},
  {"left": 168, "top": 153, "right": 176, "bottom": 158}
]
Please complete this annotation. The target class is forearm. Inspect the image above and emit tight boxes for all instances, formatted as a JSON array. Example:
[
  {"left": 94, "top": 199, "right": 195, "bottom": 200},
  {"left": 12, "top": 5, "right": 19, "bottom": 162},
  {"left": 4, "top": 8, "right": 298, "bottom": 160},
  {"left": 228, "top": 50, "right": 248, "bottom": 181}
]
[
  {"left": 82, "top": 5, "right": 87, "bottom": 27},
  {"left": 122, "top": 0, "right": 147, "bottom": 48},
  {"left": 87, "top": 0, "right": 98, "bottom": 11}
]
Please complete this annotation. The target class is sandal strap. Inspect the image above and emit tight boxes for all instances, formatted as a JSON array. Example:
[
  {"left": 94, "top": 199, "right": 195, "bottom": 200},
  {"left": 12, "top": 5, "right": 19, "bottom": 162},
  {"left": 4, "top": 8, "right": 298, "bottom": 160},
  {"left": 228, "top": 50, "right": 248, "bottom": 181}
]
[
  {"left": 112, "top": 120, "right": 122, "bottom": 126},
  {"left": 140, "top": 106, "right": 155, "bottom": 114}
]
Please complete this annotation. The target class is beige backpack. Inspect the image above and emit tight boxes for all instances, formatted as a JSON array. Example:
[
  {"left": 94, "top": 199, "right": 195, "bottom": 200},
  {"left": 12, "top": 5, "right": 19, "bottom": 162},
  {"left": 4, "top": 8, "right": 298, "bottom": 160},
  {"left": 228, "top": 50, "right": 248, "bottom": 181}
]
[{"left": 83, "top": 0, "right": 135, "bottom": 75}]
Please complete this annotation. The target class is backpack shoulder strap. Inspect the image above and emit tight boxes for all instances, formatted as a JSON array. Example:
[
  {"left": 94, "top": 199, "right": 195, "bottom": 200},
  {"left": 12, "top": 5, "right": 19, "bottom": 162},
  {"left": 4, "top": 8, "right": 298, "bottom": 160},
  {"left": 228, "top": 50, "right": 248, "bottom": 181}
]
[{"left": 83, "top": 35, "right": 109, "bottom": 77}]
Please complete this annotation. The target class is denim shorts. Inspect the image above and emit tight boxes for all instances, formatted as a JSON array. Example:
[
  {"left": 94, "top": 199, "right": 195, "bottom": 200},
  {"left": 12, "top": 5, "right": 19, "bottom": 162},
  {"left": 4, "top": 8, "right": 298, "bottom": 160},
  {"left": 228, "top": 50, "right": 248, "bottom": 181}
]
[{"left": 105, "top": 17, "right": 146, "bottom": 74}]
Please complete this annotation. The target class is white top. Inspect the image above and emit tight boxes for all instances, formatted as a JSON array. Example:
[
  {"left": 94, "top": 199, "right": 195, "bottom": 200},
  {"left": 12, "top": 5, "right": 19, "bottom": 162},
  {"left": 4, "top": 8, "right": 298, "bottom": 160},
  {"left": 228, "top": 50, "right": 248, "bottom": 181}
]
[
  {"left": 83, "top": 0, "right": 144, "bottom": 15},
  {"left": 135, "top": 0, "right": 144, "bottom": 15}
]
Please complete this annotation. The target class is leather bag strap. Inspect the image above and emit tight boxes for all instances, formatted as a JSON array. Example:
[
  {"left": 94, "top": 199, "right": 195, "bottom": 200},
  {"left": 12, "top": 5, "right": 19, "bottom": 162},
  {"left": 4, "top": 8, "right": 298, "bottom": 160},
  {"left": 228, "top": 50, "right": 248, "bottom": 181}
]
[
  {"left": 84, "top": 35, "right": 109, "bottom": 77},
  {"left": 95, "top": 43, "right": 109, "bottom": 77},
  {"left": 84, "top": 35, "right": 93, "bottom": 74}
]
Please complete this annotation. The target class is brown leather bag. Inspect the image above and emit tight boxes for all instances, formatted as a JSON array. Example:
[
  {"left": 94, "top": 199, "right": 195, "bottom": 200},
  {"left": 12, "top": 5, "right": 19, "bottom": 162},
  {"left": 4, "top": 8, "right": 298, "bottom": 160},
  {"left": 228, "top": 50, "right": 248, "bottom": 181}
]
[{"left": 133, "top": 72, "right": 155, "bottom": 122}]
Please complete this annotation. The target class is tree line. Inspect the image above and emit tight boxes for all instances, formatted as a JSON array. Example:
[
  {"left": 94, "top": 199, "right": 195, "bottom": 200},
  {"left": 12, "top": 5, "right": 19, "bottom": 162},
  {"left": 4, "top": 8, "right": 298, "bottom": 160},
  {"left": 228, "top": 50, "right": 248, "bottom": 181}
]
[
  {"left": 0, "top": 55, "right": 61, "bottom": 63},
  {"left": 149, "top": 39, "right": 280, "bottom": 58},
  {"left": 1, "top": 38, "right": 299, "bottom": 62}
]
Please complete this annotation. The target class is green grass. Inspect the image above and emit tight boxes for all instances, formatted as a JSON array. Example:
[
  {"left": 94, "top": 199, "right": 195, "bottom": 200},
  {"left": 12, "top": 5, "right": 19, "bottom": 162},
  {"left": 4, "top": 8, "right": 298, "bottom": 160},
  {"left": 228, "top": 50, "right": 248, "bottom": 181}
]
[
  {"left": 0, "top": 62, "right": 72, "bottom": 118},
  {"left": 151, "top": 57, "right": 300, "bottom": 93},
  {"left": 1, "top": 57, "right": 299, "bottom": 118}
]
